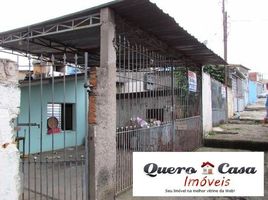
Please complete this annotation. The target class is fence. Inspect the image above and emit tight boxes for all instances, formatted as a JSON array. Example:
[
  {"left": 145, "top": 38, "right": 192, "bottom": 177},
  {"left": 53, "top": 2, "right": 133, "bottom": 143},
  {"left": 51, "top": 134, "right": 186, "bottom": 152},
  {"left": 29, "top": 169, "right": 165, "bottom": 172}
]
[
  {"left": 115, "top": 35, "right": 202, "bottom": 195},
  {"left": 16, "top": 53, "right": 89, "bottom": 200},
  {"left": 12, "top": 36, "right": 203, "bottom": 198},
  {"left": 6, "top": 23, "right": 204, "bottom": 199}
]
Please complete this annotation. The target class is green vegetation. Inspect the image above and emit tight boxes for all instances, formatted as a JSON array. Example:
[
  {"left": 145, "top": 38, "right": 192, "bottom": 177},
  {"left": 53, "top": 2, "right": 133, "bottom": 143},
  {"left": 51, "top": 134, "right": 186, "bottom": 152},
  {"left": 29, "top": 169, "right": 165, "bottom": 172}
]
[
  {"left": 208, "top": 131, "right": 216, "bottom": 136},
  {"left": 203, "top": 65, "right": 225, "bottom": 83}
]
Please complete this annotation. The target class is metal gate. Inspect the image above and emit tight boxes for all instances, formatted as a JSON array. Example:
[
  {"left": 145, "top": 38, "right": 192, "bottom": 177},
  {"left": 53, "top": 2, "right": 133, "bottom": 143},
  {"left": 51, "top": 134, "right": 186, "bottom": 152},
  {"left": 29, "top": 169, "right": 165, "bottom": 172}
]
[
  {"left": 16, "top": 53, "right": 89, "bottom": 200},
  {"left": 211, "top": 78, "right": 227, "bottom": 126},
  {"left": 115, "top": 34, "right": 202, "bottom": 195}
]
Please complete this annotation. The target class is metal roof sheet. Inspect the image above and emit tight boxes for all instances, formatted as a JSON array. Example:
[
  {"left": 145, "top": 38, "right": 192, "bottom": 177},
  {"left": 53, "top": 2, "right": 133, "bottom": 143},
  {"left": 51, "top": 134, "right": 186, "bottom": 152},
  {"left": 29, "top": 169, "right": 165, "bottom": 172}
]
[{"left": 0, "top": 0, "right": 227, "bottom": 65}]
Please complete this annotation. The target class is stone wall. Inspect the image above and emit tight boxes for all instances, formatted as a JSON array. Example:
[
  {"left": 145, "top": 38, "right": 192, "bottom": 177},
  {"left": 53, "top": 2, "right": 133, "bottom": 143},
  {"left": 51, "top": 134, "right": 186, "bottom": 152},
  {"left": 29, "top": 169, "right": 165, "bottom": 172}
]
[{"left": 0, "top": 59, "right": 21, "bottom": 200}]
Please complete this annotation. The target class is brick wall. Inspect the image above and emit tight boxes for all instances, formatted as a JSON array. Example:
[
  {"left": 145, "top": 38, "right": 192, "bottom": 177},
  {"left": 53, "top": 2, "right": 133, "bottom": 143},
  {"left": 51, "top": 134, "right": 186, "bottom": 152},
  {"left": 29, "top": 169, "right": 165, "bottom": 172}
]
[{"left": 89, "top": 67, "right": 97, "bottom": 124}]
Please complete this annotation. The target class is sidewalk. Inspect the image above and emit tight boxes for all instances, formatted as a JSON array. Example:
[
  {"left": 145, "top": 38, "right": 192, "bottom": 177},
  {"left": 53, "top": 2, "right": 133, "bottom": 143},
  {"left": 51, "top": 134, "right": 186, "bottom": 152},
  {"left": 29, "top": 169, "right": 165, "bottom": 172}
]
[
  {"left": 204, "top": 123, "right": 268, "bottom": 151},
  {"left": 205, "top": 98, "right": 268, "bottom": 151},
  {"left": 234, "top": 98, "right": 266, "bottom": 122}
]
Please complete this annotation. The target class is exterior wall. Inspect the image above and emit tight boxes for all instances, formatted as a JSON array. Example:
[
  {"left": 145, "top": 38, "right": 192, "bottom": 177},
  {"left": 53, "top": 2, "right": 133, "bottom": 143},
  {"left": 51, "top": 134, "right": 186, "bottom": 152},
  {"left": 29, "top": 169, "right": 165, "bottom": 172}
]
[
  {"left": 243, "top": 79, "right": 249, "bottom": 107},
  {"left": 264, "top": 82, "right": 268, "bottom": 93},
  {"left": 257, "top": 82, "right": 264, "bottom": 95},
  {"left": 249, "top": 72, "right": 263, "bottom": 82},
  {"left": 248, "top": 80, "right": 257, "bottom": 104},
  {"left": 227, "top": 87, "right": 234, "bottom": 118},
  {"left": 18, "top": 77, "right": 86, "bottom": 154},
  {"left": 232, "top": 76, "right": 237, "bottom": 112},
  {"left": 116, "top": 71, "right": 171, "bottom": 93},
  {"left": 232, "top": 76, "right": 245, "bottom": 112},
  {"left": 0, "top": 59, "right": 21, "bottom": 200},
  {"left": 238, "top": 98, "right": 245, "bottom": 111},
  {"left": 202, "top": 72, "right": 212, "bottom": 134}
]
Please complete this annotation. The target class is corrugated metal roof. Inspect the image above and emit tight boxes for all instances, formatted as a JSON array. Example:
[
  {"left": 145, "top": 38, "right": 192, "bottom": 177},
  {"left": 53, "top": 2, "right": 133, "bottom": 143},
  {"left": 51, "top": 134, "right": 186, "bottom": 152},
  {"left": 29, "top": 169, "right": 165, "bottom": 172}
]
[{"left": 0, "top": 0, "right": 227, "bottom": 65}]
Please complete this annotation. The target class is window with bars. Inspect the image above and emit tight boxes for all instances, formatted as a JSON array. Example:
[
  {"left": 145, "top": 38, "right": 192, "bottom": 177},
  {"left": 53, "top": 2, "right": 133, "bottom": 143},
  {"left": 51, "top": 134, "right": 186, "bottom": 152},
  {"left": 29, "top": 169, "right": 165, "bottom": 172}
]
[
  {"left": 146, "top": 108, "right": 164, "bottom": 122},
  {"left": 47, "top": 103, "right": 74, "bottom": 131}
]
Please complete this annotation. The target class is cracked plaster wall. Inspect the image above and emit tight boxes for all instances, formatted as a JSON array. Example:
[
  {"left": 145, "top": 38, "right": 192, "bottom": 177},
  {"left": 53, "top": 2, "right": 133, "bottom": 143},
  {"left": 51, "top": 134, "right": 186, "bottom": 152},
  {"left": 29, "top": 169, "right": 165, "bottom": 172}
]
[{"left": 0, "top": 59, "right": 21, "bottom": 200}]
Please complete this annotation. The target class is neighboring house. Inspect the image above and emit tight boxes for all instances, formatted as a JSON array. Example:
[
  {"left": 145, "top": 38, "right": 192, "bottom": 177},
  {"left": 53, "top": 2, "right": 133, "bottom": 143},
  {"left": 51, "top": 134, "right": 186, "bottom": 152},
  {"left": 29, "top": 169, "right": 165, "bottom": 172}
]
[
  {"left": 203, "top": 64, "right": 250, "bottom": 127},
  {"left": 116, "top": 71, "right": 172, "bottom": 127},
  {"left": 249, "top": 72, "right": 263, "bottom": 82},
  {"left": 260, "top": 79, "right": 268, "bottom": 94},
  {"left": 257, "top": 81, "right": 264, "bottom": 96},
  {"left": 18, "top": 73, "right": 87, "bottom": 153},
  {"left": 237, "top": 65, "right": 250, "bottom": 107},
  {"left": 18, "top": 65, "right": 32, "bottom": 80},
  {"left": 248, "top": 80, "right": 258, "bottom": 104},
  {"left": 249, "top": 72, "right": 265, "bottom": 96},
  {"left": 18, "top": 70, "right": 174, "bottom": 153},
  {"left": 229, "top": 65, "right": 248, "bottom": 113},
  {"left": 229, "top": 65, "right": 250, "bottom": 112}
]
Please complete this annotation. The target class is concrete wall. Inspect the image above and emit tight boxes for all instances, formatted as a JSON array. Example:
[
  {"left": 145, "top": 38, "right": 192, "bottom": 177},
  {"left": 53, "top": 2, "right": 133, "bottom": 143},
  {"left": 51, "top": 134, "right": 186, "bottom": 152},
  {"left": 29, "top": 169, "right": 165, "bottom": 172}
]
[
  {"left": 257, "top": 82, "right": 264, "bottom": 95},
  {"left": 227, "top": 87, "right": 234, "bottom": 118},
  {"left": 202, "top": 72, "right": 212, "bottom": 134},
  {"left": 238, "top": 98, "right": 245, "bottom": 111},
  {"left": 243, "top": 79, "right": 249, "bottom": 107},
  {"left": 0, "top": 59, "right": 21, "bottom": 199},
  {"left": 232, "top": 77, "right": 238, "bottom": 112},
  {"left": 18, "top": 77, "right": 86, "bottom": 154},
  {"left": 232, "top": 76, "right": 245, "bottom": 112}
]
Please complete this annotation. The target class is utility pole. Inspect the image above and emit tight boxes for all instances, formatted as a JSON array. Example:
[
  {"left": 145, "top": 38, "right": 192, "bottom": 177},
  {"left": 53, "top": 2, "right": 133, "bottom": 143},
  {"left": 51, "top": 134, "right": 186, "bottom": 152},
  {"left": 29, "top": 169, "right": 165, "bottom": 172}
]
[
  {"left": 222, "top": 0, "right": 229, "bottom": 121},
  {"left": 222, "top": 0, "right": 228, "bottom": 62}
]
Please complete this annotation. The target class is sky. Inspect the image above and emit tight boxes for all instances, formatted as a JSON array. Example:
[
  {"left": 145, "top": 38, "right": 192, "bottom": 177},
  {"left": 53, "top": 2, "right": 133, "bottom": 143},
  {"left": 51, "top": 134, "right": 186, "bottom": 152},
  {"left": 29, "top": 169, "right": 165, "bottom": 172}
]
[{"left": 0, "top": 0, "right": 267, "bottom": 76}]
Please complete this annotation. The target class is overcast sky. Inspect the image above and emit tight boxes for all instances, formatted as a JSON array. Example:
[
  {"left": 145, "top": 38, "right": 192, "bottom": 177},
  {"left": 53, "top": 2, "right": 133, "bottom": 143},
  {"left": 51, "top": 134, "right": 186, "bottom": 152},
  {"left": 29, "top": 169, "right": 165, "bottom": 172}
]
[{"left": 0, "top": 0, "right": 267, "bottom": 76}]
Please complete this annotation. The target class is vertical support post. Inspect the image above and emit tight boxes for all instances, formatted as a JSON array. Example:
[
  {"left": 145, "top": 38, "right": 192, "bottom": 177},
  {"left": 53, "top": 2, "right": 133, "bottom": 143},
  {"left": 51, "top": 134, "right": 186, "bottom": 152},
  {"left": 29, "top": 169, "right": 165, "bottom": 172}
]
[
  {"left": 84, "top": 52, "right": 89, "bottom": 200},
  {"left": 171, "top": 62, "right": 175, "bottom": 151},
  {"left": 225, "top": 65, "right": 229, "bottom": 121},
  {"left": 88, "top": 7, "right": 116, "bottom": 200},
  {"left": 200, "top": 66, "right": 204, "bottom": 146}
]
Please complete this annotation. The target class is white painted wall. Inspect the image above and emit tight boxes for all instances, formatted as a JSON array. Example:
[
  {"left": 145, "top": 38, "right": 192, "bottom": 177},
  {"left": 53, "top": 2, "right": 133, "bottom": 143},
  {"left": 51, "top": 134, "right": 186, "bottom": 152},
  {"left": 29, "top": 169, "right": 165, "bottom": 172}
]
[
  {"left": 227, "top": 87, "right": 234, "bottom": 118},
  {"left": 0, "top": 59, "right": 21, "bottom": 200},
  {"left": 202, "top": 72, "right": 212, "bottom": 134}
]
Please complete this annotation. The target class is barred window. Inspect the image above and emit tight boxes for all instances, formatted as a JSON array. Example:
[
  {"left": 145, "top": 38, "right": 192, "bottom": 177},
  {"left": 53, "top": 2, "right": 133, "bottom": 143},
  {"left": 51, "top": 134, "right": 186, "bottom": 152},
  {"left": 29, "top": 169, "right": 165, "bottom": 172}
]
[{"left": 47, "top": 103, "right": 74, "bottom": 130}]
